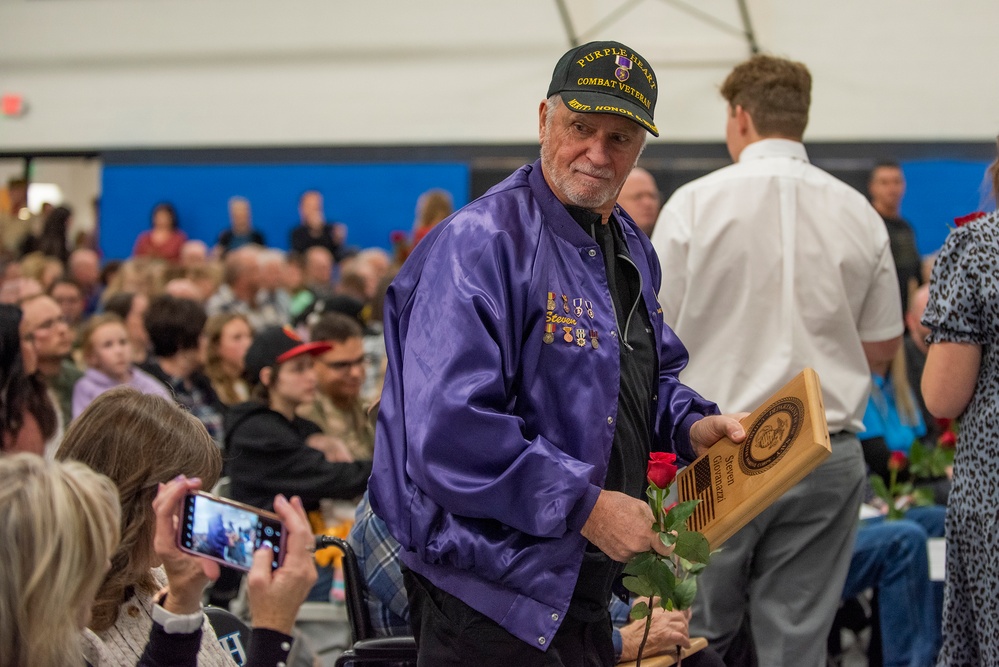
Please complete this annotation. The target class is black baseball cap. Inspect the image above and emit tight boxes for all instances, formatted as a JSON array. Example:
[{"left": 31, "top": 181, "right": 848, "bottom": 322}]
[
  {"left": 547, "top": 41, "right": 659, "bottom": 137},
  {"left": 244, "top": 325, "right": 331, "bottom": 384}
]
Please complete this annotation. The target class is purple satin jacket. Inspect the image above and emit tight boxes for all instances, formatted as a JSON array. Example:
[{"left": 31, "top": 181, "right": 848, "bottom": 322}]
[{"left": 368, "top": 160, "right": 718, "bottom": 650}]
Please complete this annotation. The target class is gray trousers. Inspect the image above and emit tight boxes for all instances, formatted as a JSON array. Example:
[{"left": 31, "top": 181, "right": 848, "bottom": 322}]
[{"left": 689, "top": 432, "right": 866, "bottom": 667}]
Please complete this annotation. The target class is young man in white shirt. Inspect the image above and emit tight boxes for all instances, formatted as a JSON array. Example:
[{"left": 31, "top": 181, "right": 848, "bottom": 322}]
[{"left": 650, "top": 55, "right": 904, "bottom": 666}]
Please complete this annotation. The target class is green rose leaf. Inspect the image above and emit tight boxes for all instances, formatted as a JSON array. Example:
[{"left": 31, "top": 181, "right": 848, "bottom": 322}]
[
  {"left": 630, "top": 600, "right": 650, "bottom": 620},
  {"left": 912, "top": 487, "right": 934, "bottom": 507},
  {"left": 909, "top": 439, "right": 927, "bottom": 470},
  {"left": 673, "top": 530, "right": 710, "bottom": 564},
  {"left": 673, "top": 577, "right": 698, "bottom": 610},
  {"left": 623, "top": 575, "right": 654, "bottom": 598},
  {"left": 678, "top": 557, "right": 708, "bottom": 575},
  {"left": 660, "top": 531, "right": 678, "bottom": 548},
  {"left": 868, "top": 474, "right": 890, "bottom": 504},
  {"left": 624, "top": 551, "right": 656, "bottom": 576},
  {"left": 664, "top": 499, "right": 701, "bottom": 532},
  {"left": 648, "top": 560, "right": 677, "bottom": 599}
]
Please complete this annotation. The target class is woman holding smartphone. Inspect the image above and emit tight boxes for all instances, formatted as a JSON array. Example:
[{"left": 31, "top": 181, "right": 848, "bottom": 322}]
[
  {"left": 143, "top": 474, "right": 318, "bottom": 667},
  {"left": 0, "top": 454, "right": 316, "bottom": 667},
  {"left": 56, "top": 389, "right": 232, "bottom": 666}
]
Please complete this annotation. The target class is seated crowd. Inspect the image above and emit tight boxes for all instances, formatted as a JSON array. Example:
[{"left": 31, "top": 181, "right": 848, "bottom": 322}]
[
  {"left": 0, "top": 192, "right": 415, "bottom": 665},
  {"left": 0, "top": 173, "right": 959, "bottom": 667}
]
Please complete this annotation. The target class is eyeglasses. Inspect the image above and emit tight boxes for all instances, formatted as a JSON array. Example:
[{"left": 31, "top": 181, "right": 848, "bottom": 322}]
[
  {"left": 320, "top": 355, "right": 367, "bottom": 372},
  {"left": 23, "top": 314, "right": 69, "bottom": 342},
  {"left": 52, "top": 294, "right": 82, "bottom": 305}
]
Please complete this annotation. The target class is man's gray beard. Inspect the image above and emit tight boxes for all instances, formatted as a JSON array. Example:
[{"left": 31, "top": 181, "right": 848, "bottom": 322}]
[{"left": 539, "top": 142, "right": 617, "bottom": 211}]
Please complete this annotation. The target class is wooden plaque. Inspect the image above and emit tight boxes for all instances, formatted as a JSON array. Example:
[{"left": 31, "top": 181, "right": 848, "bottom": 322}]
[{"left": 677, "top": 368, "right": 831, "bottom": 549}]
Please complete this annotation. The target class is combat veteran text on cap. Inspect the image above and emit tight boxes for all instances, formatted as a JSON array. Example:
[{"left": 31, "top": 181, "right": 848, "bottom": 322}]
[{"left": 547, "top": 40, "right": 659, "bottom": 137}]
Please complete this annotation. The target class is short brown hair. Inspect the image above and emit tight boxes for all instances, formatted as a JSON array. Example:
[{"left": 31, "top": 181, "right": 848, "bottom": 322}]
[
  {"left": 145, "top": 294, "right": 206, "bottom": 356},
  {"left": 721, "top": 55, "right": 811, "bottom": 140},
  {"left": 311, "top": 312, "right": 363, "bottom": 344}
]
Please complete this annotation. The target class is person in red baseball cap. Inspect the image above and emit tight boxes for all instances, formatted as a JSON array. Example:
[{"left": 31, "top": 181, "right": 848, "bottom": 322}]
[{"left": 225, "top": 325, "right": 372, "bottom": 601}]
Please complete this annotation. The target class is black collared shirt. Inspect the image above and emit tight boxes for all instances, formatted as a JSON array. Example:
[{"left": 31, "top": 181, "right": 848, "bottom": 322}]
[{"left": 565, "top": 206, "right": 657, "bottom": 620}]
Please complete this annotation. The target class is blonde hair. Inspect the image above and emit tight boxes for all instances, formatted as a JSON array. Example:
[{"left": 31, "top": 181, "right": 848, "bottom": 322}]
[
  {"left": 414, "top": 189, "right": 454, "bottom": 231},
  {"left": 19, "top": 252, "right": 65, "bottom": 290},
  {"left": 102, "top": 258, "right": 168, "bottom": 302},
  {"left": 0, "top": 454, "right": 120, "bottom": 667},
  {"left": 888, "top": 346, "right": 919, "bottom": 427},
  {"left": 203, "top": 312, "right": 251, "bottom": 405},
  {"left": 56, "top": 388, "right": 222, "bottom": 633},
  {"left": 77, "top": 312, "right": 127, "bottom": 363}
]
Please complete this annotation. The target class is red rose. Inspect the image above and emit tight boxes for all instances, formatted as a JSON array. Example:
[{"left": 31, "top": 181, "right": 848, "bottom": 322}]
[
  {"left": 888, "top": 451, "right": 908, "bottom": 472},
  {"left": 936, "top": 418, "right": 952, "bottom": 432},
  {"left": 647, "top": 452, "right": 678, "bottom": 488},
  {"left": 954, "top": 211, "right": 987, "bottom": 227},
  {"left": 939, "top": 431, "right": 957, "bottom": 449}
]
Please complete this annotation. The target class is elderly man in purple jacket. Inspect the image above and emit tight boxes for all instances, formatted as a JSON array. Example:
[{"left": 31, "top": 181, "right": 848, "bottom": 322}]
[{"left": 368, "top": 40, "right": 744, "bottom": 666}]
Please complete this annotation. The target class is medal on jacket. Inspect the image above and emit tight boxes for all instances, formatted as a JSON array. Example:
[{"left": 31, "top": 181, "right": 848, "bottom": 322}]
[
  {"left": 575, "top": 328, "right": 586, "bottom": 347},
  {"left": 544, "top": 323, "right": 555, "bottom": 344},
  {"left": 563, "top": 326, "right": 574, "bottom": 343},
  {"left": 561, "top": 294, "right": 570, "bottom": 314},
  {"left": 585, "top": 300, "right": 594, "bottom": 318},
  {"left": 547, "top": 291, "right": 556, "bottom": 311},
  {"left": 573, "top": 298, "right": 584, "bottom": 317},
  {"left": 590, "top": 330, "right": 599, "bottom": 349}
]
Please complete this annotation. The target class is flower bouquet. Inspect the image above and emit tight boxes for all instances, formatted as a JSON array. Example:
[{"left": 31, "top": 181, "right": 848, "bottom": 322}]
[
  {"left": 869, "top": 422, "right": 956, "bottom": 520},
  {"left": 623, "top": 452, "right": 713, "bottom": 666},
  {"left": 908, "top": 418, "right": 957, "bottom": 479}
]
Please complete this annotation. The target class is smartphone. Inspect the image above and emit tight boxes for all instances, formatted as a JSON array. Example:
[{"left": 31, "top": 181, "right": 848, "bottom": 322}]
[{"left": 177, "top": 491, "right": 286, "bottom": 572}]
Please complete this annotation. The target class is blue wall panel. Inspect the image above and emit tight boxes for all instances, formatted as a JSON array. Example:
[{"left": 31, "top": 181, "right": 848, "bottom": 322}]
[
  {"left": 100, "top": 163, "right": 470, "bottom": 260},
  {"left": 900, "top": 159, "right": 992, "bottom": 256}
]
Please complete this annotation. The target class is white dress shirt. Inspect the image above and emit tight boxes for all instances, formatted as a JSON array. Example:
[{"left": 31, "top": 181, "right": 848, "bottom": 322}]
[{"left": 650, "top": 138, "right": 903, "bottom": 432}]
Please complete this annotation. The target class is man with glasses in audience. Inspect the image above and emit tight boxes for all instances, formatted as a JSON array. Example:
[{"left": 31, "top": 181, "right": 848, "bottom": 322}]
[
  {"left": 19, "top": 293, "right": 82, "bottom": 426},
  {"left": 300, "top": 312, "right": 373, "bottom": 461},
  {"left": 48, "top": 278, "right": 86, "bottom": 332}
]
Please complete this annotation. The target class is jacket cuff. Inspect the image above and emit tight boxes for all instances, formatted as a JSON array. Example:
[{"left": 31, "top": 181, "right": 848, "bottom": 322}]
[
  {"left": 673, "top": 412, "right": 708, "bottom": 465},
  {"left": 247, "top": 628, "right": 294, "bottom": 667},
  {"left": 143, "top": 621, "right": 203, "bottom": 666},
  {"left": 566, "top": 483, "right": 602, "bottom": 533}
]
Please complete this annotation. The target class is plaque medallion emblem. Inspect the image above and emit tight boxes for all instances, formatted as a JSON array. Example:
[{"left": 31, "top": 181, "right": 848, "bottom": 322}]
[{"left": 738, "top": 397, "right": 804, "bottom": 476}]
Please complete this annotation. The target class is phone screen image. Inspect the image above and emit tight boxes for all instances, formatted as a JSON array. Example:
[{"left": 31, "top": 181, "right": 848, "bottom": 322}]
[{"left": 179, "top": 492, "right": 284, "bottom": 571}]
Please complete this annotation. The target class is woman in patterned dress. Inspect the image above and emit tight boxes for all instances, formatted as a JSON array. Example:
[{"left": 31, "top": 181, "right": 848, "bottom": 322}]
[{"left": 921, "top": 143, "right": 999, "bottom": 665}]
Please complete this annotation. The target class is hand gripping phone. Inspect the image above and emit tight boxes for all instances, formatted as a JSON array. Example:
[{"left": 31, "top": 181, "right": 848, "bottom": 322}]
[{"left": 177, "top": 491, "right": 286, "bottom": 571}]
